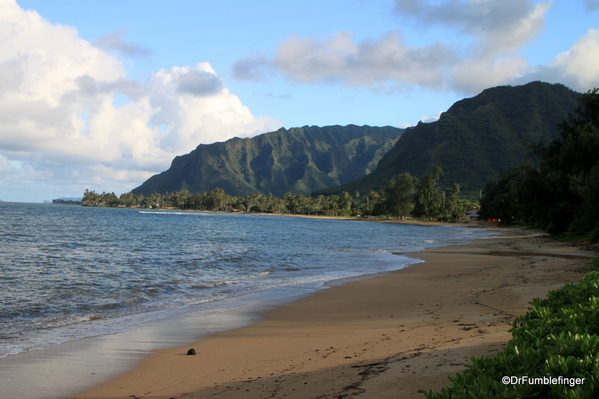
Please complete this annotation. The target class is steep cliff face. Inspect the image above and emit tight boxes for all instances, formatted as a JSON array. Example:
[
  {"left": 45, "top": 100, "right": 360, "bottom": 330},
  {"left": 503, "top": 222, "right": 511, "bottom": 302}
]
[
  {"left": 132, "top": 125, "right": 403, "bottom": 197},
  {"left": 315, "top": 82, "right": 582, "bottom": 198}
]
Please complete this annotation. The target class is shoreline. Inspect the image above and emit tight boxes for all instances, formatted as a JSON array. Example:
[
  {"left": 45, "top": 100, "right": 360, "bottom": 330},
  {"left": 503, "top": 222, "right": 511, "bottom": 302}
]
[
  {"left": 71, "top": 227, "right": 596, "bottom": 399},
  {"left": 0, "top": 213, "right": 479, "bottom": 399}
]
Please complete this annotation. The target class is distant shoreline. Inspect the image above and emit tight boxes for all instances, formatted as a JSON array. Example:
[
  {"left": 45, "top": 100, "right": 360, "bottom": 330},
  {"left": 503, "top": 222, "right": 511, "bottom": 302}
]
[{"left": 132, "top": 205, "right": 490, "bottom": 229}]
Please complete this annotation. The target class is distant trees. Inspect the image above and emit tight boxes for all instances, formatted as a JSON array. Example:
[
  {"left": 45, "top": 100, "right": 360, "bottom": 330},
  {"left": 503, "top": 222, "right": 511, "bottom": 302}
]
[
  {"left": 207, "top": 188, "right": 228, "bottom": 211},
  {"left": 478, "top": 164, "right": 538, "bottom": 225},
  {"left": 441, "top": 183, "right": 462, "bottom": 220},
  {"left": 83, "top": 166, "right": 474, "bottom": 221},
  {"left": 82, "top": 189, "right": 122, "bottom": 207},
  {"left": 382, "top": 173, "right": 417, "bottom": 218},
  {"left": 413, "top": 166, "right": 443, "bottom": 219},
  {"left": 243, "top": 193, "right": 263, "bottom": 213},
  {"left": 378, "top": 167, "right": 469, "bottom": 221},
  {"left": 480, "top": 88, "right": 599, "bottom": 238},
  {"left": 364, "top": 190, "right": 381, "bottom": 215}
]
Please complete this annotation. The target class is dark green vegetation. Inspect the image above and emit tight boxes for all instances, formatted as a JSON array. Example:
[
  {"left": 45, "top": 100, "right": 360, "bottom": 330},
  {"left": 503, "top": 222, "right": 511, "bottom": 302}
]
[
  {"left": 426, "top": 268, "right": 599, "bottom": 399},
  {"left": 479, "top": 89, "right": 599, "bottom": 240},
  {"left": 51, "top": 198, "right": 82, "bottom": 205},
  {"left": 132, "top": 125, "right": 402, "bottom": 197},
  {"left": 83, "top": 165, "right": 476, "bottom": 220},
  {"left": 317, "top": 82, "right": 581, "bottom": 199}
]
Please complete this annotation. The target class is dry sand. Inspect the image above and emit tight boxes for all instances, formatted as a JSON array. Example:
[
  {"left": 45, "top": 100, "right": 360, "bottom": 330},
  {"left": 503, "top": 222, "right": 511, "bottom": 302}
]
[{"left": 73, "top": 225, "right": 597, "bottom": 399}]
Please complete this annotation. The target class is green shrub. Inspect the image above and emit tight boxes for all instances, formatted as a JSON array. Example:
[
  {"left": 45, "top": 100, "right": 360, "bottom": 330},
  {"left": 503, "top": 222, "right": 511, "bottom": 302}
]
[{"left": 425, "top": 269, "right": 599, "bottom": 399}]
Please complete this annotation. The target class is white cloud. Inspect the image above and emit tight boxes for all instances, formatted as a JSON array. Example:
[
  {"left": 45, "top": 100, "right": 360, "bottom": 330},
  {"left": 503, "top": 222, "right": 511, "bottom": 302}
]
[
  {"left": 545, "top": 29, "right": 599, "bottom": 90},
  {"left": 398, "top": 122, "right": 415, "bottom": 129},
  {"left": 453, "top": 56, "right": 531, "bottom": 92},
  {"left": 0, "top": 0, "right": 281, "bottom": 200},
  {"left": 234, "top": 31, "right": 458, "bottom": 89},
  {"left": 233, "top": 0, "right": 556, "bottom": 94},
  {"left": 399, "top": 110, "right": 442, "bottom": 128},
  {"left": 145, "top": 63, "right": 280, "bottom": 153},
  {"left": 393, "top": 0, "right": 551, "bottom": 53},
  {"left": 508, "top": 28, "right": 599, "bottom": 91},
  {"left": 421, "top": 111, "right": 443, "bottom": 123}
]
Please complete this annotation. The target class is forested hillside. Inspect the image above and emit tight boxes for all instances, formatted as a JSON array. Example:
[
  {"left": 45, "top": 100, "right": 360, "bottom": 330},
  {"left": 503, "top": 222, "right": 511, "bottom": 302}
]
[
  {"left": 480, "top": 88, "right": 599, "bottom": 237},
  {"left": 316, "top": 82, "right": 581, "bottom": 198},
  {"left": 132, "top": 125, "right": 402, "bottom": 197},
  {"left": 132, "top": 82, "right": 582, "bottom": 203}
]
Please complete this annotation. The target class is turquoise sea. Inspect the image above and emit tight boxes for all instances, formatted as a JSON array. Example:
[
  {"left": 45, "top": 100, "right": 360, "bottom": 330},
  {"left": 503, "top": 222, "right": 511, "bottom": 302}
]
[{"left": 0, "top": 202, "right": 496, "bottom": 361}]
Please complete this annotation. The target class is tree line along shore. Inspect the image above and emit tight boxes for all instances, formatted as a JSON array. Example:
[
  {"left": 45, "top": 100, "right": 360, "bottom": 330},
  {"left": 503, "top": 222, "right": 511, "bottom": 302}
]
[{"left": 82, "top": 164, "right": 475, "bottom": 222}]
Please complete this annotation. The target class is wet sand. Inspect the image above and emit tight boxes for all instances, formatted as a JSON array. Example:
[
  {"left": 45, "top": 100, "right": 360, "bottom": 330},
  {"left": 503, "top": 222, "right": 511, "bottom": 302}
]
[{"left": 71, "top": 226, "right": 596, "bottom": 399}]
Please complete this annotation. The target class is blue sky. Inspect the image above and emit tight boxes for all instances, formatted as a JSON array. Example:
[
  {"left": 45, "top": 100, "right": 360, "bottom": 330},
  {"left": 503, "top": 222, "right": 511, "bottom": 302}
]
[{"left": 1, "top": 0, "right": 598, "bottom": 202}]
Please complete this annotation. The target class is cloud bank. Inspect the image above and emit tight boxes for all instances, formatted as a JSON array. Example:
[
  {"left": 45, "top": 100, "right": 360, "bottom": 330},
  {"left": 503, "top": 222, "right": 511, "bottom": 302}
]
[
  {"left": 234, "top": 31, "right": 458, "bottom": 90},
  {"left": 0, "top": 0, "right": 281, "bottom": 200},
  {"left": 233, "top": 0, "right": 599, "bottom": 94}
]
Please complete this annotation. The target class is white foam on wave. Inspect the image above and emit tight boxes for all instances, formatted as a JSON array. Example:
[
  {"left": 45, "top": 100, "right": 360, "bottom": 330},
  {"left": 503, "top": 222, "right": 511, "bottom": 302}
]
[{"left": 249, "top": 271, "right": 272, "bottom": 278}]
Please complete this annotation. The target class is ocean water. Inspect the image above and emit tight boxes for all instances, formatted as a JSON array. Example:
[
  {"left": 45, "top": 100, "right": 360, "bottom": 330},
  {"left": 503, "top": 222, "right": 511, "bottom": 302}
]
[{"left": 0, "top": 202, "right": 496, "bottom": 359}]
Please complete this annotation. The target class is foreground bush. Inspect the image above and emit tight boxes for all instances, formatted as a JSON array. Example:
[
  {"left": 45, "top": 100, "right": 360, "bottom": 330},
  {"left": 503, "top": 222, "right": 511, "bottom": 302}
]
[{"left": 426, "top": 269, "right": 599, "bottom": 399}]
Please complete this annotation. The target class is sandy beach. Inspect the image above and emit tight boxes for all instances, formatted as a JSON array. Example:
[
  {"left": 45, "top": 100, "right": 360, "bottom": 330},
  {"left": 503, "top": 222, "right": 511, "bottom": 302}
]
[{"left": 70, "top": 225, "right": 596, "bottom": 399}]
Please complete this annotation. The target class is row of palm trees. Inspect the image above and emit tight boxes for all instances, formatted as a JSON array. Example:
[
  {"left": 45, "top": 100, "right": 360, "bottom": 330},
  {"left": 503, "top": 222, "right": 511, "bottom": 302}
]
[{"left": 83, "top": 168, "right": 477, "bottom": 220}]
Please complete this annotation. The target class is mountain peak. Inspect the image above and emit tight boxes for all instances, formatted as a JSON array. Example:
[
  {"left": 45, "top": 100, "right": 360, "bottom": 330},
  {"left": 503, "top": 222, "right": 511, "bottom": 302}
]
[
  {"left": 315, "top": 82, "right": 581, "bottom": 198},
  {"left": 132, "top": 125, "right": 403, "bottom": 197}
]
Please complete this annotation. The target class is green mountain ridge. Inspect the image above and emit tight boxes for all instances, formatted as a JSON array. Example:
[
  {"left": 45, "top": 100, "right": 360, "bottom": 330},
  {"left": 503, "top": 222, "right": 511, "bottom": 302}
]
[
  {"left": 132, "top": 125, "right": 403, "bottom": 197},
  {"left": 315, "top": 82, "right": 582, "bottom": 198},
  {"left": 133, "top": 82, "right": 582, "bottom": 201}
]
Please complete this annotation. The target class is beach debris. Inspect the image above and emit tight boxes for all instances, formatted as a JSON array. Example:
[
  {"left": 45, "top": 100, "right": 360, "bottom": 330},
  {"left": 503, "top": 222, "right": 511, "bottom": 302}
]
[{"left": 187, "top": 348, "right": 196, "bottom": 355}]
